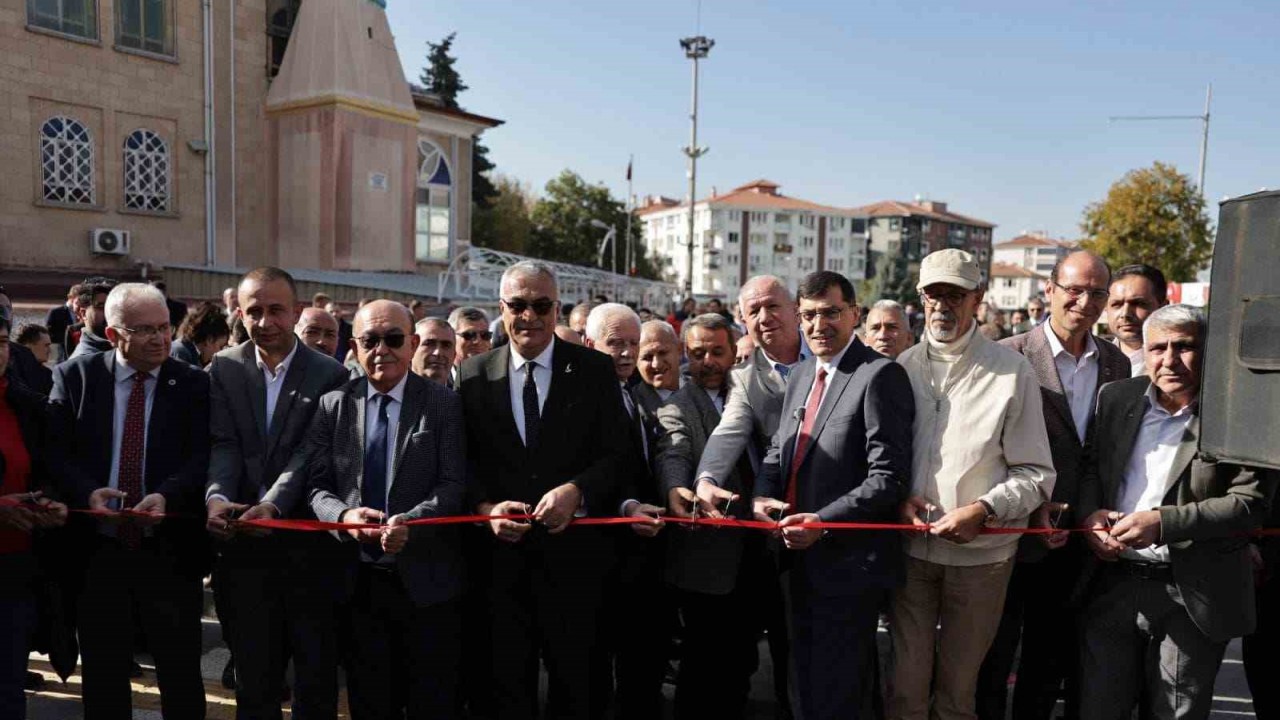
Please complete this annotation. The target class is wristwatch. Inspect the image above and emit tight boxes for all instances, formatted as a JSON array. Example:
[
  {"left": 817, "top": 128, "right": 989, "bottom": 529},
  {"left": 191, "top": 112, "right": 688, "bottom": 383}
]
[{"left": 976, "top": 499, "right": 997, "bottom": 526}]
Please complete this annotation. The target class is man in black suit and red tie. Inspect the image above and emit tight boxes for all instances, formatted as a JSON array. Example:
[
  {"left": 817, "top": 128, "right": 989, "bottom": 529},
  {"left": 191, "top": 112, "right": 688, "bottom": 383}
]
[
  {"left": 752, "top": 271, "right": 916, "bottom": 720},
  {"left": 459, "top": 261, "right": 631, "bottom": 720},
  {"left": 49, "top": 283, "right": 210, "bottom": 719}
]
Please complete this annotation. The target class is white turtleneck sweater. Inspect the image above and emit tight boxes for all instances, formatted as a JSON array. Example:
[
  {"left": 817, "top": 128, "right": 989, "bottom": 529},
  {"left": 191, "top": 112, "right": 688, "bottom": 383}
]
[{"left": 897, "top": 324, "right": 1057, "bottom": 566}]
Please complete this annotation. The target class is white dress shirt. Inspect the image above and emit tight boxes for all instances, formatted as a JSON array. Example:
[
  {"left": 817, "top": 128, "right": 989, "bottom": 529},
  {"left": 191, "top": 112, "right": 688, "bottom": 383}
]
[
  {"left": 656, "top": 387, "right": 675, "bottom": 402},
  {"left": 364, "top": 374, "right": 408, "bottom": 510},
  {"left": 108, "top": 352, "right": 161, "bottom": 495},
  {"left": 509, "top": 341, "right": 554, "bottom": 446},
  {"left": 1043, "top": 324, "right": 1100, "bottom": 443},
  {"left": 1117, "top": 385, "right": 1196, "bottom": 563},
  {"left": 804, "top": 334, "right": 857, "bottom": 419},
  {"left": 256, "top": 340, "right": 299, "bottom": 432},
  {"left": 703, "top": 387, "right": 725, "bottom": 415},
  {"left": 1126, "top": 346, "right": 1145, "bottom": 378},
  {"left": 762, "top": 343, "right": 812, "bottom": 385}
]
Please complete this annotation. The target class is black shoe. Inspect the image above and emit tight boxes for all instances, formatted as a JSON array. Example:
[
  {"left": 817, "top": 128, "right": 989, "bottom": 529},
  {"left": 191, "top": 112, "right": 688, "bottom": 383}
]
[
  {"left": 221, "top": 655, "right": 236, "bottom": 690},
  {"left": 25, "top": 671, "right": 46, "bottom": 690},
  {"left": 130, "top": 661, "right": 145, "bottom": 679}
]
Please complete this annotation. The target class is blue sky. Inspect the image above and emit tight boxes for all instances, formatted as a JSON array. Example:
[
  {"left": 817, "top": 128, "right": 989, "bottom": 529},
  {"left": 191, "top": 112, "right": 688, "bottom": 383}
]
[{"left": 386, "top": 1, "right": 1279, "bottom": 243}]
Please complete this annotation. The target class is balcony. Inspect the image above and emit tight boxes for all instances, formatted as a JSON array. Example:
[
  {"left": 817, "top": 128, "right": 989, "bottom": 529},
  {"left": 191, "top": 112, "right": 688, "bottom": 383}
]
[{"left": 773, "top": 243, "right": 793, "bottom": 254}]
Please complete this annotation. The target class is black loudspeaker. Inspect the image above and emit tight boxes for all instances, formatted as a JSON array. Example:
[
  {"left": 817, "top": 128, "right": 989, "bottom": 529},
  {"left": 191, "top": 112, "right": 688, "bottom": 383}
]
[{"left": 1200, "top": 189, "right": 1280, "bottom": 470}]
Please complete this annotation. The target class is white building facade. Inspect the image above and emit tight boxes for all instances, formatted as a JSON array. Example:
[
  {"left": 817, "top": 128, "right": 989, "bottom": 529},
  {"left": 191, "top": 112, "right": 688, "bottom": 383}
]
[
  {"left": 637, "top": 179, "right": 868, "bottom": 298},
  {"left": 992, "top": 232, "right": 1077, "bottom": 276}
]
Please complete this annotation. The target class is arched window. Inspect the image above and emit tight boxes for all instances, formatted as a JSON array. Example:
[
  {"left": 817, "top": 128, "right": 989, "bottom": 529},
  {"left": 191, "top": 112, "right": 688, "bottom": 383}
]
[
  {"left": 40, "top": 116, "right": 95, "bottom": 205},
  {"left": 123, "top": 129, "right": 170, "bottom": 212},
  {"left": 416, "top": 139, "right": 452, "bottom": 262}
]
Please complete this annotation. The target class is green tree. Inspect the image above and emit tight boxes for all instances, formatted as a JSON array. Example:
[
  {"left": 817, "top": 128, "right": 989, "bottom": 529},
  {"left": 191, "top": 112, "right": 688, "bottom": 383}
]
[
  {"left": 528, "top": 170, "right": 662, "bottom": 280},
  {"left": 1080, "top": 162, "right": 1213, "bottom": 282},
  {"left": 471, "top": 175, "right": 535, "bottom": 255},
  {"left": 859, "top": 249, "right": 914, "bottom": 304},
  {"left": 419, "top": 32, "right": 498, "bottom": 211}
]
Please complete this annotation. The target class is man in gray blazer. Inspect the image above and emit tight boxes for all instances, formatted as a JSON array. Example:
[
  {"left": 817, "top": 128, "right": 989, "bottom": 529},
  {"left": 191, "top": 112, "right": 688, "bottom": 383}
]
[
  {"left": 655, "top": 313, "right": 761, "bottom": 719},
  {"left": 1076, "top": 304, "right": 1275, "bottom": 720},
  {"left": 300, "top": 300, "right": 468, "bottom": 719},
  {"left": 631, "top": 319, "right": 682, "bottom": 418},
  {"left": 752, "top": 272, "right": 915, "bottom": 720},
  {"left": 978, "top": 251, "right": 1131, "bottom": 720},
  {"left": 204, "top": 267, "right": 350, "bottom": 719}
]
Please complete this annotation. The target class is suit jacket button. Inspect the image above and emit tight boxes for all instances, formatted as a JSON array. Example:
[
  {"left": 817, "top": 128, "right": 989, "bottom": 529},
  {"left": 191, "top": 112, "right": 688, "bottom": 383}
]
[{"left": 531, "top": 474, "right": 539, "bottom": 481}]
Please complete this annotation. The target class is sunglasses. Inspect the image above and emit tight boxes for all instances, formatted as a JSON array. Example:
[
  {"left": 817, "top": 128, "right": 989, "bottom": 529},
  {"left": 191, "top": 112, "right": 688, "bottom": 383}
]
[
  {"left": 502, "top": 297, "right": 556, "bottom": 316},
  {"left": 357, "top": 332, "right": 407, "bottom": 351},
  {"left": 459, "top": 330, "right": 493, "bottom": 342}
]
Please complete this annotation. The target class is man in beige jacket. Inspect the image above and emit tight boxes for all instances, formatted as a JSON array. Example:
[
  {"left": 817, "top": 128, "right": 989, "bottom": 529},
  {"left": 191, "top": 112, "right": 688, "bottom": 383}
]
[{"left": 889, "top": 249, "right": 1057, "bottom": 720}]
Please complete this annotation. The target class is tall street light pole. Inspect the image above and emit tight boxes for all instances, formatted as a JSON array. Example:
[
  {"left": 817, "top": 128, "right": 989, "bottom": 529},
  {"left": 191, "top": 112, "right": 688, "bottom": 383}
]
[
  {"left": 680, "top": 35, "right": 713, "bottom": 299},
  {"left": 1109, "top": 83, "right": 1212, "bottom": 197}
]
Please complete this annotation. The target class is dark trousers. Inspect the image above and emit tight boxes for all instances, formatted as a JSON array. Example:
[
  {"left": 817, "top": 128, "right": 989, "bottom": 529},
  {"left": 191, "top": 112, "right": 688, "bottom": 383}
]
[
  {"left": 487, "top": 544, "right": 608, "bottom": 720},
  {"left": 219, "top": 533, "right": 343, "bottom": 720},
  {"left": 1244, "top": 557, "right": 1280, "bottom": 720},
  {"left": 977, "top": 552, "right": 1080, "bottom": 720},
  {"left": 600, "top": 536, "right": 670, "bottom": 720},
  {"left": 0, "top": 555, "right": 37, "bottom": 720},
  {"left": 345, "top": 564, "right": 461, "bottom": 720},
  {"left": 785, "top": 575, "right": 884, "bottom": 720},
  {"left": 77, "top": 536, "right": 205, "bottom": 720}
]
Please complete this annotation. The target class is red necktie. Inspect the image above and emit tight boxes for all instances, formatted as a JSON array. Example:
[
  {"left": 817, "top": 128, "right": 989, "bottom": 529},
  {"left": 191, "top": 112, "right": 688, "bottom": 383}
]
[
  {"left": 784, "top": 368, "right": 827, "bottom": 510},
  {"left": 117, "top": 372, "right": 147, "bottom": 548}
]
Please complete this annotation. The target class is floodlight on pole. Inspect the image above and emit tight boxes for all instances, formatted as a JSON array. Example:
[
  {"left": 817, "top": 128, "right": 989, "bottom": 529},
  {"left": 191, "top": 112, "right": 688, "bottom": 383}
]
[
  {"left": 1108, "top": 83, "right": 1212, "bottom": 198},
  {"left": 592, "top": 220, "right": 618, "bottom": 274},
  {"left": 679, "top": 34, "right": 713, "bottom": 299}
]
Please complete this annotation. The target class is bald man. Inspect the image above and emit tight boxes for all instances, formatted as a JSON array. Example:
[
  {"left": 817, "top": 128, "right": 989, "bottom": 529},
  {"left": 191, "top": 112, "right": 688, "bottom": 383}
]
[
  {"left": 412, "top": 318, "right": 457, "bottom": 387},
  {"left": 296, "top": 306, "right": 340, "bottom": 358},
  {"left": 555, "top": 323, "right": 584, "bottom": 346},
  {"left": 634, "top": 320, "right": 682, "bottom": 417},
  {"left": 289, "top": 299, "right": 468, "bottom": 718}
]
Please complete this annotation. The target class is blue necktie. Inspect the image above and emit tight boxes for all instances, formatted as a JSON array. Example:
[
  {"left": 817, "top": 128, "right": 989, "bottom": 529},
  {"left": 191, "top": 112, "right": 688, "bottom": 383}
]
[
  {"left": 775, "top": 363, "right": 791, "bottom": 382},
  {"left": 363, "top": 394, "right": 390, "bottom": 514}
]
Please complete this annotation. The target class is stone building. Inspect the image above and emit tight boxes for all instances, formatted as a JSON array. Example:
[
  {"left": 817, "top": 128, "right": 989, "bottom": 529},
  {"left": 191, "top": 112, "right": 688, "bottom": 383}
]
[{"left": 0, "top": 0, "right": 501, "bottom": 301}]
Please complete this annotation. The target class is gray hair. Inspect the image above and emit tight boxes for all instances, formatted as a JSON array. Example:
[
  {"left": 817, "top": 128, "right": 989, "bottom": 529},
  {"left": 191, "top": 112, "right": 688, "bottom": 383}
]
[
  {"left": 105, "top": 283, "right": 166, "bottom": 328},
  {"left": 500, "top": 261, "right": 558, "bottom": 295},
  {"left": 738, "top": 275, "right": 790, "bottom": 314},
  {"left": 1143, "top": 303, "right": 1205, "bottom": 345},
  {"left": 585, "top": 303, "right": 641, "bottom": 343},
  {"left": 869, "top": 299, "right": 906, "bottom": 319},
  {"left": 681, "top": 312, "right": 737, "bottom": 345},
  {"left": 447, "top": 306, "right": 489, "bottom": 329},
  {"left": 415, "top": 317, "right": 454, "bottom": 338},
  {"left": 640, "top": 319, "right": 678, "bottom": 345}
]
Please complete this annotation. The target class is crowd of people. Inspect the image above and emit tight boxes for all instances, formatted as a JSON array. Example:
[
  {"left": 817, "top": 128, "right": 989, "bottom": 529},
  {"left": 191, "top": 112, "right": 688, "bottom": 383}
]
[{"left": 0, "top": 246, "right": 1275, "bottom": 720}]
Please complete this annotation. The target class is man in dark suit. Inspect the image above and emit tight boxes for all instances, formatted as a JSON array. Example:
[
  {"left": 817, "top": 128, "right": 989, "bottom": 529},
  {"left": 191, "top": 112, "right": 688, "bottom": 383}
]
[
  {"left": 584, "top": 303, "right": 667, "bottom": 719},
  {"left": 66, "top": 280, "right": 115, "bottom": 361},
  {"left": 1076, "top": 304, "right": 1275, "bottom": 719},
  {"left": 749, "top": 272, "right": 915, "bottom": 719},
  {"left": 655, "top": 312, "right": 761, "bottom": 720},
  {"left": 48, "top": 283, "right": 210, "bottom": 719},
  {"left": 44, "top": 284, "right": 80, "bottom": 360},
  {"left": 459, "top": 261, "right": 630, "bottom": 720},
  {"left": 289, "top": 300, "right": 468, "bottom": 719},
  {"left": 204, "top": 267, "right": 349, "bottom": 720},
  {"left": 978, "top": 251, "right": 1131, "bottom": 720}
]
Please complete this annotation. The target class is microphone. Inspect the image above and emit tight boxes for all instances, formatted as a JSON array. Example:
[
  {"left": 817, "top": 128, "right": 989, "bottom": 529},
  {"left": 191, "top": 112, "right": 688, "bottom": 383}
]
[{"left": 793, "top": 407, "right": 805, "bottom": 423}]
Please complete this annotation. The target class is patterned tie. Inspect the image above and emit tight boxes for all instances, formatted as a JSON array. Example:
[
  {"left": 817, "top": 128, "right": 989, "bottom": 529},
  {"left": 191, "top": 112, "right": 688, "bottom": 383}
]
[
  {"left": 117, "top": 372, "right": 148, "bottom": 549},
  {"left": 523, "top": 361, "right": 541, "bottom": 448},
  {"left": 785, "top": 367, "right": 827, "bottom": 510}
]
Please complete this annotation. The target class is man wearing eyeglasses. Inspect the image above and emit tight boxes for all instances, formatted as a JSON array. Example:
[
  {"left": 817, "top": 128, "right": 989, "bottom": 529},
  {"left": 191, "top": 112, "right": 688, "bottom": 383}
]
[
  {"left": 448, "top": 306, "right": 491, "bottom": 388},
  {"left": 205, "top": 267, "right": 350, "bottom": 718},
  {"left": 48, "top": 283, "right": 210, "bottom": 718},
  {"left": 459, "top": 260, "right": 631, "bottom": 720},
  {"left": 976, "top": 251, "right": 1131, "bottom": 720},
  {"left": 889, "top": 249, "right": 1056, "bottom": 720}
]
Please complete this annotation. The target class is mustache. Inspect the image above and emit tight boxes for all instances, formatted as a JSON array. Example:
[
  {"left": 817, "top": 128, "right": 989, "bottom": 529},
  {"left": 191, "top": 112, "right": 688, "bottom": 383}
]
[
  {"left": 513, "top": 321, "right": 545, "bottom": 332},
  {"left": 931, "top": 310, "right": 957, "bottom": 323}
]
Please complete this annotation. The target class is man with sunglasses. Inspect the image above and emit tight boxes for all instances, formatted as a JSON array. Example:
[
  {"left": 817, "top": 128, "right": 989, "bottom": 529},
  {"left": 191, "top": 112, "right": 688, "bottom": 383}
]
[
  {"left": 448, "top": 306, "right": 491, "bottom": 388},
  {"left": 890, "top": 249, "right": 1055, "bottom": 720},
  {"left": 459, "top": 261, "right": 631, "bottom": 720},
  {"left": 205, "top": 267, "right": 350, "bottom": 719},
  {"left": 976, "top": 251, "right": 1131, "bottom": 720}
]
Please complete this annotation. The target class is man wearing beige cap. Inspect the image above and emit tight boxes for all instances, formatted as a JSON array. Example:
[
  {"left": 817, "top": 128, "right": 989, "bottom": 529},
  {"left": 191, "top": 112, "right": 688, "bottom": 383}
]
[{"left": 888, "top": 249, "right": 1056, "bottom": 720}]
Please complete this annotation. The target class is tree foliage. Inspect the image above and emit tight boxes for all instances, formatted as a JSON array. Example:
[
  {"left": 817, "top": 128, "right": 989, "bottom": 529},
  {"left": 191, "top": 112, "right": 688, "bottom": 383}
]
[
  {"left": 471, "top": 175, "right": 535, "bottom": 255},
  {"left": 527, "top": 170, "right": 662, "bottom": 281},
  {"left": 859, "top": 249, "right": 914, "bottom": 304},
  {"left": 1080, "top": 162, "right": 1213, "bottom": 282},
  {"left": 419, "top": 32, "right": 499, "bottom": 214}
]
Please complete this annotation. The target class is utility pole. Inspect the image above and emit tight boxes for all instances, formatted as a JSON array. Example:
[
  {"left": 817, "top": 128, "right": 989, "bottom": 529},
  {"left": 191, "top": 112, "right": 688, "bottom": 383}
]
[
  {"left": 1109, "top": 82, "right": 1212, "bottom": 197},
  {"left": 679, "top": 35, "right": 713, "bottom": 298},
  {"left": 625, "top": 155, "right": 634, "bottom": 275}
]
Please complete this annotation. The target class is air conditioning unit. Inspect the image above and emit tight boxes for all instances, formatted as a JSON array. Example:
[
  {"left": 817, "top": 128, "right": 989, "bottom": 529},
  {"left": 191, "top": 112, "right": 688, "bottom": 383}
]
[{"left": 90, "top": 228, "right": 131, "bottom": 255}]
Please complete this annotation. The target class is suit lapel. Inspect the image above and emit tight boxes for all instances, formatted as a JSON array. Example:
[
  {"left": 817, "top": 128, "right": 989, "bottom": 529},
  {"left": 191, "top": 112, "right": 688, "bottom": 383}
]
[
  {"left": 486, "top": 345, "right": 521, "bottom": 450},
  {"left": 146, "top": 362, "right": 175, "bottom": 487},
  {"left": 244, "top": 344, "right": 269, "bottom": 444},
  {"left": 1107, "top": 381, "right": 1150, "bottom": 506},
  {"left": 803, "top": 342, "right": 862, "bottom": 454},
  {"left": 95, "top": 352, "right": 118, "bottom": 474},
  {"left": 353, "top": 380, "right": 368, "bottom": 496},
  {"left": 541, "top": 339, "right": 573, "bottom": 430},
  {"left": 1164, "top": 414, "right": 1200, "bottom": 498},
  {"left": 1027, "top": 327, "right": 1076, "bottom": 437},
  {"left": 779, "top": 360, "right": 815, "bottom": 476},
  {"left": 753, "top": 347, "right": 785, "bottom": 395},
  {"left": 391, "top": 375, "right": 424, "bottom": 485}
]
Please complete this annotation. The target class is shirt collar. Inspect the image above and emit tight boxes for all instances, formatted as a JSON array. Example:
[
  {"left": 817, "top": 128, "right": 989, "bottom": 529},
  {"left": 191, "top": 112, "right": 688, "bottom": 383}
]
[
  {"left": 113, "top": 351, "right": 162, "bottom": 382},
  {"left": 255, "top": 339, "right": 299, "bottom": 379},
  {"left": 761, "top": 340, "right": 811, "bottom": 373},
  {"left": 510, "top": 340, "right": 555, "bottom": 373},
  {"left": 367, "top": 372, "right": 409, "bottom": 405},
  {"left": 816, "top": 334, "right": 858, "bottom": 376},
  {"left": 1043, "top": 323, "right": 1098, "bottom": 361},
  {"left": 1143, "top": 381, "right": 1197, "bottom": 419}
]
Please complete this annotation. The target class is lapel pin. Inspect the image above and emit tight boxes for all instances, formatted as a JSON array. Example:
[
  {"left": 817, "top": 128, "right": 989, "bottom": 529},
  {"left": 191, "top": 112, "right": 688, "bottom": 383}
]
[
  {"left": 565, "top": 364, "right": 573, "bottom": 374},
  {"left": 168, "top": 379, "right": 176, "bottom": 386}
]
